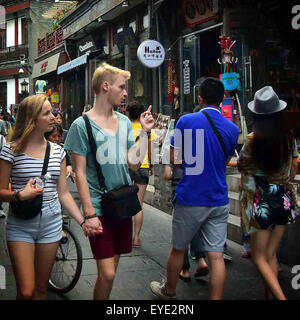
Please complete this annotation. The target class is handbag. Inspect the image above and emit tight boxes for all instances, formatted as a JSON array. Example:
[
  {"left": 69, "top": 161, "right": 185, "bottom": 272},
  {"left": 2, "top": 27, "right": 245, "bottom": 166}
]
[
  {"left": 83, "top": 114, "right": 141, "bottom": 221},
  {"left": 10, "top": 141, "right": 50, "bottom": 220},
  {"left": 288, "top": 182, "right": 300, "bottom": 218}
]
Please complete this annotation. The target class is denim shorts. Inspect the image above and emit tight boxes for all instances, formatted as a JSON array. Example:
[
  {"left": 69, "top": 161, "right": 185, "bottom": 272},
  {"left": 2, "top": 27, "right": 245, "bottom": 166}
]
[
  {"left": 172, "top": 202, "right": 229, "bottom": 252},
  {"left": 6, "top": 199, "right": 62, "bottom": 244},
  {"left": 129, "top": 168, "right": 149, "bottom": 185}
]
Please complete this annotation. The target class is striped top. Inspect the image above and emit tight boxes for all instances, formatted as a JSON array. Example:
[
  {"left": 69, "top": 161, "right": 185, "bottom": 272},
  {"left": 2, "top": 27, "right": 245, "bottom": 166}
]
[{"left": 0, "top": 142, "right": 66, "bottom": 203}]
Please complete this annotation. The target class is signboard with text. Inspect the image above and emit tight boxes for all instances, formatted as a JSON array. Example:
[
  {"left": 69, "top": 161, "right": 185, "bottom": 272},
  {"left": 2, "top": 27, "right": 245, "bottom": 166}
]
[
  {"left": 182, "top": 0, "right": 218, "bottom": 28},
  {"left": 137, "top": 40, "right": 165, "bottom": 68}
]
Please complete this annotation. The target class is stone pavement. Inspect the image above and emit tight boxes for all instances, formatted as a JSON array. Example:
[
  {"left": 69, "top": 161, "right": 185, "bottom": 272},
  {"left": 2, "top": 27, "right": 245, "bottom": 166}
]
[{"left": 1, "top": 200, "right": 300, "bottom": 300}]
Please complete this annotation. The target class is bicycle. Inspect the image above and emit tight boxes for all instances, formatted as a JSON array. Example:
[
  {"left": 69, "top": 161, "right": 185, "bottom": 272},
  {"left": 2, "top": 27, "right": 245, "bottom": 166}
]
[{"left": 48, "top": 175, "right": 83, "bottom": 294}]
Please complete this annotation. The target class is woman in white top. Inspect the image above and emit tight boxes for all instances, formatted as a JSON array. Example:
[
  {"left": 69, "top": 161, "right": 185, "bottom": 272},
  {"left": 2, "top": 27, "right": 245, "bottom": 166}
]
[{"left": 0, "top": 95, "right": 101, "bottom": 300}]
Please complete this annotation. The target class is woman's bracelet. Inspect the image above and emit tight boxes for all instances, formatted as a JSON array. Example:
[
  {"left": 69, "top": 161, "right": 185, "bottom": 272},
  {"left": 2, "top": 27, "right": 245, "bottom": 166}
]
[
  {"left": 13, "top": 191, "right": 21, "bottom": 202},
  {"left": 84, "top": 213, "right": 97, "bottom": 220}
]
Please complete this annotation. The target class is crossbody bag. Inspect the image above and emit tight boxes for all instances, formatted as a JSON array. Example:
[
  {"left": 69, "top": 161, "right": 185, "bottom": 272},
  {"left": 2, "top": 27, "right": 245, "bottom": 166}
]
[{"left": 10, "top": 141, "right": 50, "bottom": 220}]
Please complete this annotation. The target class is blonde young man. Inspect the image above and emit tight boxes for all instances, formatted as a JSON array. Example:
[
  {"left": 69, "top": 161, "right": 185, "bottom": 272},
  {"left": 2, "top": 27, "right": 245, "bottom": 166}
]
[{"left": 64, "top": 63, "right": 154, "bottom": 300}]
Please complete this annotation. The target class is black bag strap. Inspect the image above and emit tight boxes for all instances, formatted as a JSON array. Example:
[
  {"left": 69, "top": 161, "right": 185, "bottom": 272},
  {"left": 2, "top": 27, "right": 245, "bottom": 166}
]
[
  {"left": 41, "top": 141, "right": 50, "bottom": 177},
  {"left": 83, "top": 114, "right": 107, "bottom": 193},
  {"left": 201, "top": 111, "right": 227, "bottom": 160}
]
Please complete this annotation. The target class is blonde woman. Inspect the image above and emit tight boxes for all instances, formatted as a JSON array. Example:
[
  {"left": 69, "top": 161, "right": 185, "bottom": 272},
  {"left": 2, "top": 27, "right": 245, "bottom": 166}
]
[{"left": 0, "top": 95, "right": 100, "bottom": 300}]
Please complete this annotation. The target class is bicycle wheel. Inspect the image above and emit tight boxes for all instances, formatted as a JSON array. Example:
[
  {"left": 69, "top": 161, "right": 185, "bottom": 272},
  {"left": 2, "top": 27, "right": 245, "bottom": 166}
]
[{"left": 48, "top": 225, "right": 83, "bottom": 294}]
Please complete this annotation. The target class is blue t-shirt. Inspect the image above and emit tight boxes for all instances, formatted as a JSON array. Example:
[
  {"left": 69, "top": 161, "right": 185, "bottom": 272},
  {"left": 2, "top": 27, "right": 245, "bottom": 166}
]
[{"left": 170, "top": 107, "right": 239, "bottom": 207}]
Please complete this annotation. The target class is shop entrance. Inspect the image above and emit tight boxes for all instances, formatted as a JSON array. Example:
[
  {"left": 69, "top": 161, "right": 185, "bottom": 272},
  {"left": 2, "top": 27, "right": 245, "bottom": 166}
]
[{"left": 181, "top": 26, "right": 222, "bottom": 113}]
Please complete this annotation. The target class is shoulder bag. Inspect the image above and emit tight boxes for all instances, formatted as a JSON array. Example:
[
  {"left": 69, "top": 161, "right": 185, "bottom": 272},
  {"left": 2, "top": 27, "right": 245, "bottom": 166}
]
[
  {"left": 83, "top": 114, "right": 141, "bottom": 222},
  {"left": 10, "top": 141, "right": 50, "bottom": 220}
]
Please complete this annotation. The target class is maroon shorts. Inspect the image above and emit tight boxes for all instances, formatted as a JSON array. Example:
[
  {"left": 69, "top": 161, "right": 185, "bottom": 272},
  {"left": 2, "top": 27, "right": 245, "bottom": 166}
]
[{"left": 88, "top": 216, "right": 133, "bottom": 260}]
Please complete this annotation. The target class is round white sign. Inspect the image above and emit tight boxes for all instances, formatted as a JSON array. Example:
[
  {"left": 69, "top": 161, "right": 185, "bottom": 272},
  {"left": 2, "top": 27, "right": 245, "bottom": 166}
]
[{"left": 137, "top": 40, "right": 165, "bottom": 68}]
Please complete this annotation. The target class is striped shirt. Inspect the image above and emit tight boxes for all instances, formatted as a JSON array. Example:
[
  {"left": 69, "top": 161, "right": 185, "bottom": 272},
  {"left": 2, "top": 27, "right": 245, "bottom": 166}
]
[{"left": 0, "top": 142, "right": 66, "bottom": 203}]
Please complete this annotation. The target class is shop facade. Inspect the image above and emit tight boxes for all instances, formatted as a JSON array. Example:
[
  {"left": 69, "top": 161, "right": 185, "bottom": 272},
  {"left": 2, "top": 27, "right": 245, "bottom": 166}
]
[{"left": 32, "top": 50, "right": 66, "bottom": 112}]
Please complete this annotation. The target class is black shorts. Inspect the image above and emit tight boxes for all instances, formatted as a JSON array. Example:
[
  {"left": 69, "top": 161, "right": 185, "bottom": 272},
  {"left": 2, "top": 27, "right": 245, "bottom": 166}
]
[{"left": 129, "top": 168, "right": 149, "bottom": 185}]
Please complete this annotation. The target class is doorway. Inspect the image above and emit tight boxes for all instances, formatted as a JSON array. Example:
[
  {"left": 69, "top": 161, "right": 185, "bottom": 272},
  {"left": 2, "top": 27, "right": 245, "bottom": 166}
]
[
  {"left": 181, "top": 27, "right": 222, "bottom": 112},
  {"left": 0, "top": 82, "right": 7, "bottom": 112}
]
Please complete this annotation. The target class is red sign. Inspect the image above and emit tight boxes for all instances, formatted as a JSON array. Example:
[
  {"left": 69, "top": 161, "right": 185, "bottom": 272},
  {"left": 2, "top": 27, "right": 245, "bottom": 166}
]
[
  {"left": 40, "top": 61, "right": 48, "bottom": 74},
  {"left": 182, "top": 0, "right": 218, "bottom": 28}
]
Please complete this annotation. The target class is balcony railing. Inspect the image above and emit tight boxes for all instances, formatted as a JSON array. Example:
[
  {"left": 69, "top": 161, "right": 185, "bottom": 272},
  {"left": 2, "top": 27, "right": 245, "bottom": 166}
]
[
  {"left": 37, "top": 27, "right": 63, "bottom": 57},
  {"left": 0, "top": 44, "right": 29, "bottom": 63}
]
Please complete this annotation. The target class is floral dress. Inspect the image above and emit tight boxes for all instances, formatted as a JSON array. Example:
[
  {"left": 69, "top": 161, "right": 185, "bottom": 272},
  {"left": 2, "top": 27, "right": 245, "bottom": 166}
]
[{"left": 238, "top": 133, "right": 298, "bottom": 235}]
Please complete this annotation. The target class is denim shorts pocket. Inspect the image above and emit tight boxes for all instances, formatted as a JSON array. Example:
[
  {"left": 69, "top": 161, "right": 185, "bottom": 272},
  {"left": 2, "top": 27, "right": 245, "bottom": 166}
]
[{"left": 47, "top": 200, "right": 62, "bottom": 216}]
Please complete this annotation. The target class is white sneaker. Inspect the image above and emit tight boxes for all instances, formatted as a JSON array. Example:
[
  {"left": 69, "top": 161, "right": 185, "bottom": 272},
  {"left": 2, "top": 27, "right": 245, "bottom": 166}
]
[
  {"left": 0, "top": 210, "right": 6, "bottom": 218},
  {"left": 150, "top": 279, "right": 177, "bottom": 300}
]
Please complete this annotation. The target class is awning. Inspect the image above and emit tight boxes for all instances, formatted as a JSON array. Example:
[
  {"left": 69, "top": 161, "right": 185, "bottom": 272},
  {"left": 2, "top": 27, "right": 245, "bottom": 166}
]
[
  {"left": 57, "top": 54, "right": 87, "bottom": 75},
  {"left": 32, "top": 53, "right": 62, "bottom": 79}
]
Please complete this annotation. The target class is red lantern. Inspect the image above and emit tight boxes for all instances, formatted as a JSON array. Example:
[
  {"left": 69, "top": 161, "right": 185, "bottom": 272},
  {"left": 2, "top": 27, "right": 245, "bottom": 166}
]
[{"left": 168, "top": 61, "right": 173, "bottom": 103}]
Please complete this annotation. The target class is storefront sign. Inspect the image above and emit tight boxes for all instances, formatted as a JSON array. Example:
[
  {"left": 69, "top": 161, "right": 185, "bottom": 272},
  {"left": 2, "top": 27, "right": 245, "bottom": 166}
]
[
  {"left": 137, "top": 40, "right": 165, "bottom": 68},
  {"left": 32, "top": 53, "right": 61, "bottom": 79},
  {"left": 57, "top": 54, "right": 87, "bottom": 75},
  {"left": 183, "top": 60, "right": 191, "bottom": 95},
  {"left": 182, "top": 0, "right": 217, "bottom": 28},
  {"left": 40, "top": 61, "right": 48, "bottom": 74},
  {"left": 78, "top": 36, "right": 96, "bottom": 56}
]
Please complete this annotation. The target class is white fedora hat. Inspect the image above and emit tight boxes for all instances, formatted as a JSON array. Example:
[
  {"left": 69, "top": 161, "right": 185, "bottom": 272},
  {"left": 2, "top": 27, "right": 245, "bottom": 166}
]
[{"left": 248, "top": 86, "right": 287, "bottom": 114}]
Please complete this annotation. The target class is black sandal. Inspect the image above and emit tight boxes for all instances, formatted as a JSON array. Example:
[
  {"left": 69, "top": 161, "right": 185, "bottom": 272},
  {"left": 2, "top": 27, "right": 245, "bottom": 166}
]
[
  {"left": 179, "top": 273, "right": 191, "bottom": 283},
  {"left": 194, "top": 267, "right": 209, "bottom": 278}
]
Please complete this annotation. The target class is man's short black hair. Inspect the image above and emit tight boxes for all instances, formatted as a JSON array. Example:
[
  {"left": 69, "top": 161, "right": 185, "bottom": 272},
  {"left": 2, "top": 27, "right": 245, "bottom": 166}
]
[
  {"left": 126, "top": 100, "right": 144, "bottom": 121},
  {"left": 198, "top": 77, "right": 224, "bottom": 106}
]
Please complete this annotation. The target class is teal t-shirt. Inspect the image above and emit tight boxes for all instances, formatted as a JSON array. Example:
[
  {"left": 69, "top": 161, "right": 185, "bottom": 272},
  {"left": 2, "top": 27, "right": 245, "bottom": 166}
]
[{"left": 64, "top": 112, "right": 135, "bottom": 216}]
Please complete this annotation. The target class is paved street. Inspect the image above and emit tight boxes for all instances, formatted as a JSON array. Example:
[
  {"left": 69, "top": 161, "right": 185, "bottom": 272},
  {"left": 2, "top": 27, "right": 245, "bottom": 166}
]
[{"left": 1, "top": 190, "right": 300, "bottom": 301}]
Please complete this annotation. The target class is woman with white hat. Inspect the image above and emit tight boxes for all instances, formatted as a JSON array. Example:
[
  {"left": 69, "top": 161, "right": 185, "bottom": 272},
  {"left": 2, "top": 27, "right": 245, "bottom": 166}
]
[{"left": 238, "top": 86, "right": 298, "bottom": 300}]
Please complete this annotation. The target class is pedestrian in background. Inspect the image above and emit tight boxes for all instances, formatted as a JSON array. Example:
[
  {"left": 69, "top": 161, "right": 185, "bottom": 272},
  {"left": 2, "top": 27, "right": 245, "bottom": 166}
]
[
  {"left": 163, "top": 112, "right": 209, "bottom": 282},
  {"left": 53, "top": 111, "right": 68, "bottom": 143},
  {"left": 0, "top": 95, "right": 91, "bottom": 300},
  {"left": 126, "top": 100, "right": 157, "bottom": 248},
  {"left": 45, "top": 122, "right": 75, "bottom": 181},
  {"left": 0, "top": 132, "right": 6, "bottom": 218},
  {"left": 238, "top": 86, "right": 298, "bottom": 300}
]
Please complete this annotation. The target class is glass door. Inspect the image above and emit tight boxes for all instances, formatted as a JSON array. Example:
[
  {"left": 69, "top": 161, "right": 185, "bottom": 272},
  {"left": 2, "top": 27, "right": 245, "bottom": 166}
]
[{"left": 181, "top": 28, "right": 222, "bottom": 113}]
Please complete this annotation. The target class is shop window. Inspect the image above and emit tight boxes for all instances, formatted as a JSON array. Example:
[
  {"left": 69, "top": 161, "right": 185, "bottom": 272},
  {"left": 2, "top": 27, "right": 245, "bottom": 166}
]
[
  {"left": 129, "top": 21, "right": 136, "bottom": 33},
  {"left": 143, "top": 14, "right": 149, "bottom": 30},
  {"left": 21, "top": 18, "right": 28, "bottom": 45},
  {"left": 0, "top": 30, "right": 5, "bottom": 49}
]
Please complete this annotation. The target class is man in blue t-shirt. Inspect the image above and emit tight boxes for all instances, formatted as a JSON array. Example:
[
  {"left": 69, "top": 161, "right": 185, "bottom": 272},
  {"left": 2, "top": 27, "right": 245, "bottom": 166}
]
[{"left": 150, "top": 77, "right": 239, "bottom": 300}]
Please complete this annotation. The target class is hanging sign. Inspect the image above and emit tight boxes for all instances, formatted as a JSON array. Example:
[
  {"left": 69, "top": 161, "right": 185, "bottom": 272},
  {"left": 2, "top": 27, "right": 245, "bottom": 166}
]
[
  {"left": 137, "top": 40, "right": 165, "bottom": 68},
  {"left": 182, "top": 0, "right": 217, "bottom": 28},
  {"left": 183, "top": 60, "right": 191, "bottom": 95},
  {"left": 168, "top": 61, "right": 173, "bottom": 103}
]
